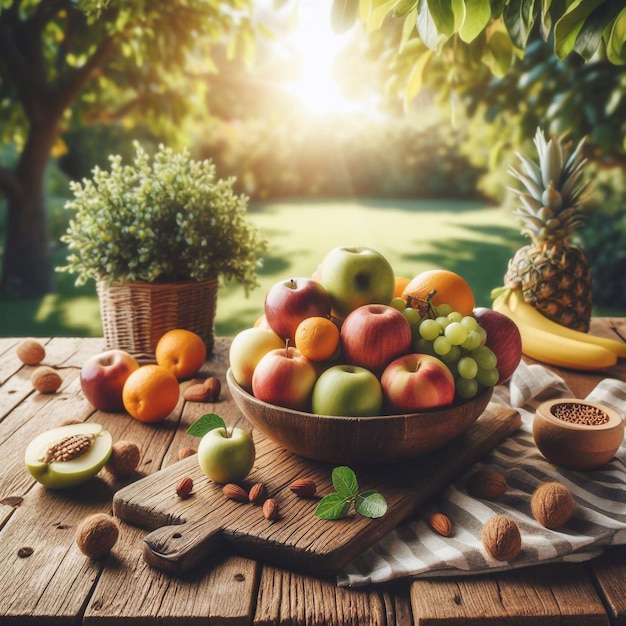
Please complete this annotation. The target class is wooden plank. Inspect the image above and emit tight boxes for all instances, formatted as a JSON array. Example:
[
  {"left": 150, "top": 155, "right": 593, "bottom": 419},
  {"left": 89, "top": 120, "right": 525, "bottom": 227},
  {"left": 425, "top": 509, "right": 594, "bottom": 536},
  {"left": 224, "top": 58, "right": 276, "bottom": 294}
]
[
  {"left": 588, "top": 546, "right": 626, "bottom": 626},
  {"left": 83, "top": 522, "right": 260, "bottom": 625},
  {"left": 253, "top": 566, "right": 387, "bottom": 626},
  {"left": 410, "top": 564, "right": 609, "bottom": 625},
  {"left": 113, "top": 406, "right": 521, "bottom": 577}
]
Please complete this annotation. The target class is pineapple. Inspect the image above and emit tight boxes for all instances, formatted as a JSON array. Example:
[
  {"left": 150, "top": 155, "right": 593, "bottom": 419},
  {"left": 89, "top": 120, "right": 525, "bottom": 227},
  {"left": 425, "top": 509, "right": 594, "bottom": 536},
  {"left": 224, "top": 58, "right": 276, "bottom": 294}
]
[{"left": 504, "top": 128, "right": 592, "bottom": 332}]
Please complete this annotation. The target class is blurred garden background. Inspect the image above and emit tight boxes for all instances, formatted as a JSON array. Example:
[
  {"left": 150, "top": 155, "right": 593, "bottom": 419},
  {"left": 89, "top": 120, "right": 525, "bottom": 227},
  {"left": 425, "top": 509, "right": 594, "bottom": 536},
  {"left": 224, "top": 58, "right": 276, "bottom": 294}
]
[{"left": 1, "top": 0, "right": 625, "bottom": 339}]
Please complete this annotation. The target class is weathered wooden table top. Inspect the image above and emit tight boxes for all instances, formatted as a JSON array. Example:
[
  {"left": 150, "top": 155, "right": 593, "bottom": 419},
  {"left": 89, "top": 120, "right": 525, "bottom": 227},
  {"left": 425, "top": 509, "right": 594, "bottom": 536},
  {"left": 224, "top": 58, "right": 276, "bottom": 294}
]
[{"left": 1, "top": 318, "right": 625, "bottom": 626}]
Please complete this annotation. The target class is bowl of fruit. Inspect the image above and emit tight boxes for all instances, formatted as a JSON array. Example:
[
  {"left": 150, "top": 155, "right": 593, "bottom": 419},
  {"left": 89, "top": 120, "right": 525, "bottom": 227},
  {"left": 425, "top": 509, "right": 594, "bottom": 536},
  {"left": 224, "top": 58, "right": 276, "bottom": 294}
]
[{"left": 227, "top": 246, "right": 521, "bottom": 465}]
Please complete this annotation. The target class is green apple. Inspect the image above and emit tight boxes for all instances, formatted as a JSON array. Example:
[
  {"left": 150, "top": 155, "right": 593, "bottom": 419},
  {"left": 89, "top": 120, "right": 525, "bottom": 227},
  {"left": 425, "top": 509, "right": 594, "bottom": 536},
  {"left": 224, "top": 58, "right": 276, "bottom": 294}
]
[
  {"left": 318, "top": 246, "right": 395, "bottom": 320},
  {"left": 311, "top": 364, "right": 383, "bottom": 417},
  {"left": 228, "top": 327, "right": 285, "bottom": 391},
  {"left": 24, "top": 423, "right": 113, "bottom": 489},
  {"left": 197, "top": 426, "right": 256, "bottom": 484}
]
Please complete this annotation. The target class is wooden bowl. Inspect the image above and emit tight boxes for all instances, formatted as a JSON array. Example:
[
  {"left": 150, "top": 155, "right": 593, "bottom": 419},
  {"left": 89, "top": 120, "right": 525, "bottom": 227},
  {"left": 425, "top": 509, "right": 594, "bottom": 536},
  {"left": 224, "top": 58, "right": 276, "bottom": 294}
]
[
  {"left": 226, "top": 368, "right": 493, "bottom": 465},
  {"left": 533, "top": 398, "right": 624, "bottom": 471}
]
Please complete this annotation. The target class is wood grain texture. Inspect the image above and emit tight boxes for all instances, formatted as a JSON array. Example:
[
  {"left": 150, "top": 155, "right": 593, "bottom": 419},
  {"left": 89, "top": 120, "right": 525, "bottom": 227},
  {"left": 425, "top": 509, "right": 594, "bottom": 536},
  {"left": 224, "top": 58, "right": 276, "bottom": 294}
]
[
  {"left": 410, "top": 564, "right": 609, "bottom": 625},
  {"left": 114, "top": 406, "right": 521, "bottom": 577}
]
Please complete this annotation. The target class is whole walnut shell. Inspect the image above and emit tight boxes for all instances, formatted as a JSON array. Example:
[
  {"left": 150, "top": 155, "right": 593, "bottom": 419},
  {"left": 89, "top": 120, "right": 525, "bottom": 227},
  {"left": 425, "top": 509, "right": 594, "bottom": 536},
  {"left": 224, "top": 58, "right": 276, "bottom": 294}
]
[
  {"left": 482, "top": 514, "right": 522, "bottom": 561},
  {"left": 466, "top": 468, "right": 507, "bottom": 500},
  {"left": 31, "top": 366, "right": 62, "bottom": 394},
  {"left": 105, "top": 440, "right": 141, "bottom": 479},
  {"left": 17, "top": 338, "right": 46, "bottom": 365},
  {"left": 531, "top": 482, "right": 576, "bottom": 529},
  {"left": 76, "top": 513, "right": 119, "bottom": 559}
]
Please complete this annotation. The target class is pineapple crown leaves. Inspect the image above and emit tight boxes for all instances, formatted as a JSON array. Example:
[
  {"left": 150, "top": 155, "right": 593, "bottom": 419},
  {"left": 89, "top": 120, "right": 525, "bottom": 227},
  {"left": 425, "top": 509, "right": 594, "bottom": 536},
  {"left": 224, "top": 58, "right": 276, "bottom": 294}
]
[{"left": 508, "top": 128, "right": 592, "bottom": 243}]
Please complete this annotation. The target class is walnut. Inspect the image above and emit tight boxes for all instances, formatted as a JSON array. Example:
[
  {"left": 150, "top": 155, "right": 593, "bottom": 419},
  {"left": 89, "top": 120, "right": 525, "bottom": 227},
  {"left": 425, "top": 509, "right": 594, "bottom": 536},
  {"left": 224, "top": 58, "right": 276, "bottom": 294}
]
[
  {"left": 31, "top": 366, "right": 62, "bottom": 394},
  {"left": 466, "top": 468, "right": 507, "bottom": 500},
  {"left": 482, "top": 515, "right": 522, "bottom": 561},
  {"left": 105, "top": 441, "right": 141, "bottom": 479},
  {"left": 17, "top": 338, "right": 46, "bottom": 365},
  {"left": 75, "top": 513, "right": 119, "bottom": 559},
  {"left": 531, "top": 482, "right": 576, "bottom": 529}
]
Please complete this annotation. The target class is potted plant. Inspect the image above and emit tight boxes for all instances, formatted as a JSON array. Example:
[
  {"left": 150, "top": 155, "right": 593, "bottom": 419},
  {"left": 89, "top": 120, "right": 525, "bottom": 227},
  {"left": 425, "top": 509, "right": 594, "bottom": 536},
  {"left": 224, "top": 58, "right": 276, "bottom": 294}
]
[{"left": 58, "top": 142, "right": 267, "bottom": 358}]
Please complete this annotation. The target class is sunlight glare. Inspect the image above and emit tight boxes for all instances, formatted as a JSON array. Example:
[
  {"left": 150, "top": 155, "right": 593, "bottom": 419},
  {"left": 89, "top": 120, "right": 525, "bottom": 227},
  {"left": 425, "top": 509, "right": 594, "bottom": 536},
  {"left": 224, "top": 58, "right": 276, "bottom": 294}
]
[{"left": 283, "top": 2, "right": 356, "bottom": 115}]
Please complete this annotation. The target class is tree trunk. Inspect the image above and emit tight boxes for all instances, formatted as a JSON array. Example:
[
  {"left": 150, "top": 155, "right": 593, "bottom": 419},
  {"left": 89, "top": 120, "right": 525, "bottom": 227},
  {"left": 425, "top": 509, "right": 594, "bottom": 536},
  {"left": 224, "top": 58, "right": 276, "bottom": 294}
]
[{"left": 1, "top": 120, "right": 57, "bottom": 298}]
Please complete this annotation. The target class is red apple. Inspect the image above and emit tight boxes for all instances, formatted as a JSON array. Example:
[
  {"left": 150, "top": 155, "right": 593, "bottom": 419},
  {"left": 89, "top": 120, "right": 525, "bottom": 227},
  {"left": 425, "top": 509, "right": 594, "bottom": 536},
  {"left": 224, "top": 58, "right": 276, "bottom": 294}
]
[
  {"left": 381, "top": 353, "right": 456, "bottom": 413},
  {"left": 340, "top": 304, "right": 412, "bottom": 375},
  {"left": 472, "top": 307, "right": 523, "bottom": 384},
  {"left": 80, "top": 349, "right": 140, "bottom": 411},
  {"left": 264, "top": 277, "right": 332, "bottom": 344},
  {"left": 251, "top": 345, "right": 318, "bottom": 411}
]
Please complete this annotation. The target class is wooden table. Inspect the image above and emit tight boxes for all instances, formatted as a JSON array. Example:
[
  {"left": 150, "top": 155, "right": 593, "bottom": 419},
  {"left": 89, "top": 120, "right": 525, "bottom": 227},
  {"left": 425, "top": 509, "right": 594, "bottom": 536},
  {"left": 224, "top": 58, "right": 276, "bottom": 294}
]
[{"left": 1, "top": 318, "right": 625, "bottom": 625}]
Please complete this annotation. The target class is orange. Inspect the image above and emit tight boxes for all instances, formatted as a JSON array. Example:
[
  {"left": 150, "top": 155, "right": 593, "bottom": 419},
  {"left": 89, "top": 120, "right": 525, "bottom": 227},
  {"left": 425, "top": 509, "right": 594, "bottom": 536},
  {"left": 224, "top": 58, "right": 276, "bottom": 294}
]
[
  {"left": 402, "top": 269, "right": 475, "bottom": 315},
  {"left": 394, "top": 276, "right": 411, "bottom": 299},
  {"left": 155, "top": 328, "right": 207, "bottom": 380},
  {"left": 122, "top": 364, "right": 180, "bottom": 423},
  {"left": 294, "top": 316, "right": 340, "bottom": 362}
]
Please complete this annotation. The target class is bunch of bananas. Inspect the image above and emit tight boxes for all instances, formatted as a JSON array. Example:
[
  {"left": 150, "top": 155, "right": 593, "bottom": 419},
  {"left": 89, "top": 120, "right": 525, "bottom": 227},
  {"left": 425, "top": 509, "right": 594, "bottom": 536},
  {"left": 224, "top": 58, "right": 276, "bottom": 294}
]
[{"left": 493, "top": 288, "right": 626, "bottom": 371}]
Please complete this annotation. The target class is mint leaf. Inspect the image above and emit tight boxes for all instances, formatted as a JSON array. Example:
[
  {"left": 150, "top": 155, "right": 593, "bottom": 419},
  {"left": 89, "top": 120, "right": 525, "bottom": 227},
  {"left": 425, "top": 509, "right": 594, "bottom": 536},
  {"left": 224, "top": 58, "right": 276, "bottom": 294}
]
[
  {"left": 355, "top": 490, "right": 388, "bottom": 519},
  {"left": 332, "top": 466, "right": 358, "bottom": 497},
  {"left": 186, "top": 413, "right": 225, "bottom": 438},
  {"left": 315, "top": 493, "right": 352, "bottom": 520}
]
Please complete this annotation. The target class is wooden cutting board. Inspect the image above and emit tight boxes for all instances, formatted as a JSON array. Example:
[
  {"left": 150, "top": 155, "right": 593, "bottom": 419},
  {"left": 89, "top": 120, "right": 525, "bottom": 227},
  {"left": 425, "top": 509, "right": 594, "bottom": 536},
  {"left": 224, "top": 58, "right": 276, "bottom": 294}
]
[{"left": 113, "top": 406, "right": 521, "bottom": 577}]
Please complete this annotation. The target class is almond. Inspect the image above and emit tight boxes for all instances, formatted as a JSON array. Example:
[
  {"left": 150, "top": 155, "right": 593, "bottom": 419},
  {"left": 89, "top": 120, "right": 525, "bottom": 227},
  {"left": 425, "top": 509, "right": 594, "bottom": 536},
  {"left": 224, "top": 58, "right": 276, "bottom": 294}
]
[
  {"left": 263, "top": 498, "right": 279, "bottom": 521},
  {"left": 466, "top": 468, "right": 507, "bottom": 500},
  {"left": 203, "top": 377, "right": 221, "bottom": 402},
  {"left": 429, "top": 512, "right": 452, "bottom": 537},
  {"left": 17, "top": 338, "right": 46, "bottom": 366},
  {"left": 176, "top": 477, "right": 194, "bottom": 498},
  {"left": 248, "top": 482, "right": 268, "bottom": 505},
  {"left": 183, "top": 383, "right": 212, "bottom": 402},
  {"left": 288, "top": 478, "right": 317, "bottom": 498},
  {"left": 177, "top": 447, "right": 197, "bottom": 461},
  {"left": 31, "top": 366, "right": 62, "bottom": 394},
  {"left": 223, "top": 483, "right": 249, "bottom": 503}
]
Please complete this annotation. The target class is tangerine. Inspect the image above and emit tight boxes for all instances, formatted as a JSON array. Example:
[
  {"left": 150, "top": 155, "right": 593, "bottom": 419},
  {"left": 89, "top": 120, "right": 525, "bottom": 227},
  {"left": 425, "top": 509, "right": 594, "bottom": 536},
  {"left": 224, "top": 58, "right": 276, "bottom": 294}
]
[
  {"left": 394, "top": 276, "right": 411, "bottom": 299},
  {"left": 155, "top": 329, "right": 207, "bottom": 380},
  {"left": 294, "top": 316, "right": 340, "bottom": 362},
  {"left": 402, "top": 269, "right": 475, "bottom": 316},
  {"left": 122, "top": 364, "right": 180, "bottom": 423}
]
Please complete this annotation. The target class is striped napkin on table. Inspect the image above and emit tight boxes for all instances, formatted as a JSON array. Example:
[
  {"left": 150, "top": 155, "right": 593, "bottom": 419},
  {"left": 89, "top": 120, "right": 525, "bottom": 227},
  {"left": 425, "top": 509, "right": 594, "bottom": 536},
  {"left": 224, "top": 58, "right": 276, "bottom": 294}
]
[{"left": 338, "top": 360, "right": 626, "bottom": 588}]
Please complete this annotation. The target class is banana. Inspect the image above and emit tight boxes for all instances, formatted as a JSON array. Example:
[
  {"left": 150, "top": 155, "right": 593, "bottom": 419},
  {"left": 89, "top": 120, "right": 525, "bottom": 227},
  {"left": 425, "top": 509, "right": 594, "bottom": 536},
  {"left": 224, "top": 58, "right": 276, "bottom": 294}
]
[
  {"left": 493, "top": 292, "right": 618, "bottom": 371},
  {"left": 503, "top": 288, "right": 626, "bottom": 358}
]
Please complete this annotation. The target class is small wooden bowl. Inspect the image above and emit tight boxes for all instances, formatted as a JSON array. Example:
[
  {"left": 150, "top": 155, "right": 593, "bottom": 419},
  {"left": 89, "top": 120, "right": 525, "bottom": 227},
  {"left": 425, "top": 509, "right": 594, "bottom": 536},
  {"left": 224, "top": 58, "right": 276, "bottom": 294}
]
[
  {"left": 226, "top": 368, "right": 493, "bottom": 465},
  {"left": 533, "top": 398, "right": 625, "bottom": 471}
]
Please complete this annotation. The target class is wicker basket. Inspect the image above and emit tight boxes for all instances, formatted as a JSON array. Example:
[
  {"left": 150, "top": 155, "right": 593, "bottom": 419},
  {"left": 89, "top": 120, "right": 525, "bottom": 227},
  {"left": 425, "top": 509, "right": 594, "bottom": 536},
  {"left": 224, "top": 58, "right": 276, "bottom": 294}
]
[{"left": 97, "top": 278, "right": 219, "bottom": 359}]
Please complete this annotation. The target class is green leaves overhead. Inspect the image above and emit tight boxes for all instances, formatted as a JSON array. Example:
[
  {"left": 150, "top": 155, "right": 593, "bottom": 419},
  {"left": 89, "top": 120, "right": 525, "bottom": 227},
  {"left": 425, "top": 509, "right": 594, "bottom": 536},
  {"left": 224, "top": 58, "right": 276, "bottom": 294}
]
[{"left": 337, "top": 0, "right": 626, "bottom": 104}]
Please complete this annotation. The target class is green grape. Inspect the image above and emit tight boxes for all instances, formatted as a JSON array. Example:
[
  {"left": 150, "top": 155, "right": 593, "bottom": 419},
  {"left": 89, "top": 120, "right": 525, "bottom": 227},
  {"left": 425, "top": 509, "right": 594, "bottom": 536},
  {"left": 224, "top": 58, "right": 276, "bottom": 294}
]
[
  {"left": 390, "top": 296, "right": 407, "bottom": 312},
  {"left": 472, "top": 345, "right": 498, "bottom": 369},
  {"left": 461, "top": 315, "right": 479, "bottom": 331},
  {"left": 413, "top": 337, "right": 437, "bottom": 357},
  {"left": 458, "top": 356, "right": 478, "bottom": 379},
  {"left": 433, "top": 335, "right": 452, "bottom": 356},
  {"left": 444, "top": 321, "right": 468, "bottom": 346},
  {"left": 447, "top": 311, "right": 463, "bottom": 323},
  {"left": 436, "top": 315, "right": 451, "bottom": 329},
  {"left": 439, "top": 345, "right": 461, "bottom": 363},
  {"left": 477, "top": 326, "right": 487, "bottom": 343},
  {"left": 419, "top": 319, "right": 441, "bottom": 341},
  {"left": 461, "top": 330, "right": 482, "bottom": 351},
  {"left": 436, "top": 303, "right": 453, "bottom": 316},
  {"left": 403, "top": 307, "right": 422, "bottom": 326},
  {"left": 476, "top": 367, "right": 499, "bottom": 387},
  {"left": 456, "top": 377, "right": 478, "bottom": 399}
]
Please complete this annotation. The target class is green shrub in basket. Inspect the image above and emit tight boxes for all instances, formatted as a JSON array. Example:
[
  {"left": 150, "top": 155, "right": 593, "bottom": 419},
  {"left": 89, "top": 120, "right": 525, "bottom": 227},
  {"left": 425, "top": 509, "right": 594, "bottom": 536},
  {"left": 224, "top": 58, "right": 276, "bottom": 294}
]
[{"left": 58, "top": 141, "right": 267, "bottom": 291}]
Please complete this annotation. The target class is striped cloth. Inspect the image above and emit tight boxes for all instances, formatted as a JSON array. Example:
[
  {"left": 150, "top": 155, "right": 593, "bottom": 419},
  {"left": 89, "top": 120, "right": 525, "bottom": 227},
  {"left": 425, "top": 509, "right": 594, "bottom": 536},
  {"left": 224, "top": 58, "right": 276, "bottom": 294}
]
[{"left": 338, "top": 360, "right": 626, "bottom": 587}]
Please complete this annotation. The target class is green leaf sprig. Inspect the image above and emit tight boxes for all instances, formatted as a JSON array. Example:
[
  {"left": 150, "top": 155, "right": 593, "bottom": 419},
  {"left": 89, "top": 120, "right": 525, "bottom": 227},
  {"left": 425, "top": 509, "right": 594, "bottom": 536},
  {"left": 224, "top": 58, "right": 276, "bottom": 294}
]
[
  {"left": 186, "top": 413, "right": 227, "bottom": 437},
  {"left": 315, "top": 466, "right": 387, "bottom": 521}
]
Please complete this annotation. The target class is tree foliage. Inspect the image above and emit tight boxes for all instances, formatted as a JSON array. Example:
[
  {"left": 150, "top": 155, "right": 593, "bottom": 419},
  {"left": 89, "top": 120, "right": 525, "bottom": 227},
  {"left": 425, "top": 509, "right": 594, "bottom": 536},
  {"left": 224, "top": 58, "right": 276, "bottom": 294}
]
[{"left": 0, "top": 0, "right": 256, "bottom": 297}]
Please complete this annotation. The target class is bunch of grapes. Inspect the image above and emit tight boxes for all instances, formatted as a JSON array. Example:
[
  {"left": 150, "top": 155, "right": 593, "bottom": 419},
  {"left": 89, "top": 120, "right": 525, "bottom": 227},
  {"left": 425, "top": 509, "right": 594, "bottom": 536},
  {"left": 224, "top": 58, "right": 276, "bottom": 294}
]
[{"left": 390, "top": 296, "right": 499, "bottom": 400}]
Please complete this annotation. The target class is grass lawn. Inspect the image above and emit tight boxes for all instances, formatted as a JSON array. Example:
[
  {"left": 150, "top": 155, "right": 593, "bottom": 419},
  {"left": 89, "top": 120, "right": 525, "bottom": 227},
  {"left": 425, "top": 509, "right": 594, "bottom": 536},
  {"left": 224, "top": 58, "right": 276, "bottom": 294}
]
[{"left": 1, "top": 197, "right": 615, "bottom": 340}]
